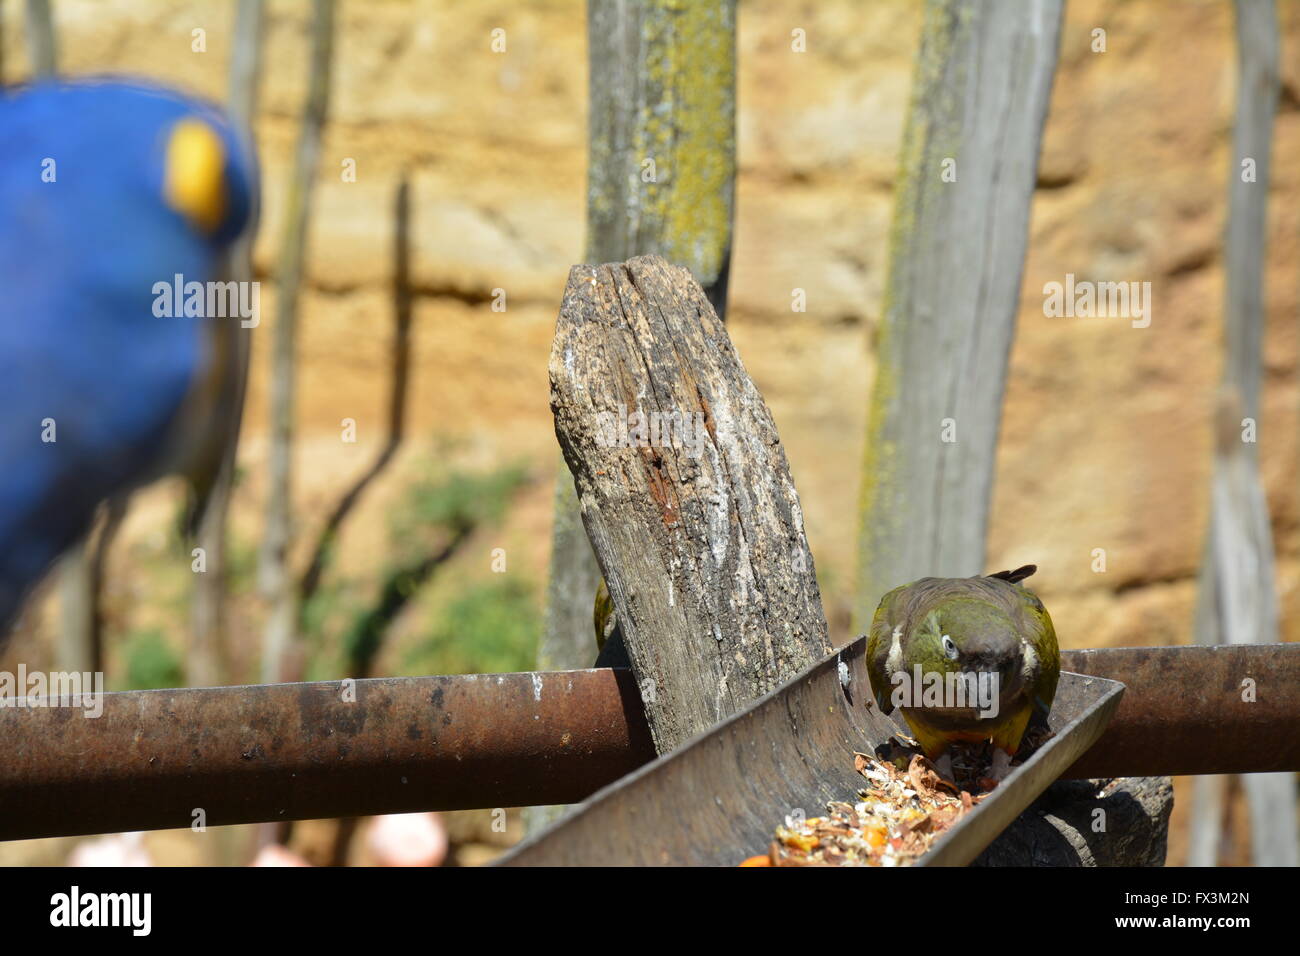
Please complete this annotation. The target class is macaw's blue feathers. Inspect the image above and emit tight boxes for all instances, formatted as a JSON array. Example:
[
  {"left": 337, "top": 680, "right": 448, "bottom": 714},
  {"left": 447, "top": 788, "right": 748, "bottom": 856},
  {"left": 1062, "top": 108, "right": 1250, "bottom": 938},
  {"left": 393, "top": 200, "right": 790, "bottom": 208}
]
[{"left": 0, "top": 79, "right": 256, "bottom": 634}]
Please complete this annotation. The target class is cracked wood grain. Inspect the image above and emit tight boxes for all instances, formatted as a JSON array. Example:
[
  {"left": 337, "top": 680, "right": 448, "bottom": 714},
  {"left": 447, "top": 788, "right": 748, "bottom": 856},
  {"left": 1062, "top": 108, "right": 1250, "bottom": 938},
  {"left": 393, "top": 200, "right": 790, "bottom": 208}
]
[{"left": 550, "top": 254, "right": 830, "bottom": 754}]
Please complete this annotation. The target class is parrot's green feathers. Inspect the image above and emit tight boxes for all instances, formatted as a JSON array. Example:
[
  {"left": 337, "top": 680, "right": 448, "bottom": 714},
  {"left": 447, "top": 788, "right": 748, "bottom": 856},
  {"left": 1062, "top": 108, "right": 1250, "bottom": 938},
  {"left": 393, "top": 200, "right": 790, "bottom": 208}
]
[
  {"left": 591, "top": 578, "right": 630, "bottom": 668},
  {"left": 865, "top": 565, "right": 1059, "bottom": 758},
  {"left": 866, "top": 585, "right": 907, "bottom": 713},
  {"left": 593, "top": 578, "right": 615, "bottom": 653}
]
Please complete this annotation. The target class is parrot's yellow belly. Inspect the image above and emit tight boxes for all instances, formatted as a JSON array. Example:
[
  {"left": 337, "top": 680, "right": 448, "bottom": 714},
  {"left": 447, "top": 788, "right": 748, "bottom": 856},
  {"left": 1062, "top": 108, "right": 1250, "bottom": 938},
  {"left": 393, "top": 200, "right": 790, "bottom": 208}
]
[{"left": 900, "top": 698, "right": 1033, "bottom": 759}]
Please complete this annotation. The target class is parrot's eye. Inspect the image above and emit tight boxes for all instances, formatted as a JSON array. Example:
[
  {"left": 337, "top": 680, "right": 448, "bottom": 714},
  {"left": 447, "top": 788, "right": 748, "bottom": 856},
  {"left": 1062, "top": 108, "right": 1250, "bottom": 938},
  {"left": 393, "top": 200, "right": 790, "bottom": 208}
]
[{"left": 942, "top": 635, "right": 959, "bottom": 660}]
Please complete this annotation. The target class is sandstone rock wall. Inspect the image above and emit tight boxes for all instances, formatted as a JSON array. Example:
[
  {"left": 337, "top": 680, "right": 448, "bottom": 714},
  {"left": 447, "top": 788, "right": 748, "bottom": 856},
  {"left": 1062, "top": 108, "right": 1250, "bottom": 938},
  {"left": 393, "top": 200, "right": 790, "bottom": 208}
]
[
  {"left": 4, "top": 3, "right": 1297, "bottom": 864},
  {"left": 7, "top": 0, "right": 1298, "bottom": 655}
]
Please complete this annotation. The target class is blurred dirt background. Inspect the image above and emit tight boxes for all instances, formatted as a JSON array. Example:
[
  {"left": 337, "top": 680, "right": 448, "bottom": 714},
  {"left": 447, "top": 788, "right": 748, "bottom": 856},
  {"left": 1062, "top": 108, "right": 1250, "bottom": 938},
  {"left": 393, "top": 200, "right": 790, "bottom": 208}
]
[{"left": 1, "top": 0, "right": 1298, "bottom": 866}]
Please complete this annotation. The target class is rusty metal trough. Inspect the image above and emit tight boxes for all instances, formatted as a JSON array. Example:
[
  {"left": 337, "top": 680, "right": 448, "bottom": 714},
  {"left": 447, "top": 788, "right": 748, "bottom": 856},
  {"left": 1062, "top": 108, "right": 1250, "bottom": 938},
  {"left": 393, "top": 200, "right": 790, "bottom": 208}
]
[{"left": 500, "top": 634, "right": 1124, "bottom": 866}]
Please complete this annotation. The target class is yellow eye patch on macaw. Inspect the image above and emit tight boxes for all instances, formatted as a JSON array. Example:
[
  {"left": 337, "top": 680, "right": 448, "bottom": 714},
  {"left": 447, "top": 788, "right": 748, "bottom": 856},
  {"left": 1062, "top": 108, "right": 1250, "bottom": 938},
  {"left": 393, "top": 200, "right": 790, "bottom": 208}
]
[
  {"left": 163, "top": 117, "right": 229, "bottom": 235},
  {"left": 866, "top": 565, "right": 1060, "bottom": 780}
]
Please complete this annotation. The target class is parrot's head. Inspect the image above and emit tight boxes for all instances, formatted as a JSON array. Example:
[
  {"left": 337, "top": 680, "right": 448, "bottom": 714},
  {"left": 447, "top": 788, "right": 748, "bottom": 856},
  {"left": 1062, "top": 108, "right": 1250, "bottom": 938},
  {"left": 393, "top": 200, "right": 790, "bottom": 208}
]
[
  {"left": 2, "top": 78, "right": 258, "bottom": 272},
  {"left": 120, "top": 79, "right": 258, "bottom": 249},
  {"left": 907, "top": 596, "right": 1028, "bottom": 705},
  {"left": 159, "top": 108, "right": 256, "bottom": 248}
]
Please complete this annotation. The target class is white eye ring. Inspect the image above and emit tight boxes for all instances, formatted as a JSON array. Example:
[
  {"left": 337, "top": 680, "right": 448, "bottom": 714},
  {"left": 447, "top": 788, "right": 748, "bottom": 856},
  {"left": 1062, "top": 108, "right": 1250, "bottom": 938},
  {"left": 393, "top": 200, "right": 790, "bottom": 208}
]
[{"left": 942, "top": 635, "right": 958, "bottom": 660}]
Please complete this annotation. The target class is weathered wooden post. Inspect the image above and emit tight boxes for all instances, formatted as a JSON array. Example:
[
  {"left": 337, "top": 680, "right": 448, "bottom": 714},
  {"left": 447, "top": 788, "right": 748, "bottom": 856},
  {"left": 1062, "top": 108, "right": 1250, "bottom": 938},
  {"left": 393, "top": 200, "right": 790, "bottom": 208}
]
[
  {"left": 1190, "top": 0, "right": 1296, "bottom": 868},
  {"left": 539, "top": 0, "right": 737, "bottom": 678},
  {"left": 549, "top": 255, "right": 828, "bottom": 753},
  {"left": 976, "top": 776, "right": 1173, "bottom": 867},
  {"left": 529, "top": 0, "right": 736, "bottom": 828},
  {"left": 854, "top": 0, "right": 1065, "bottom": 624}
]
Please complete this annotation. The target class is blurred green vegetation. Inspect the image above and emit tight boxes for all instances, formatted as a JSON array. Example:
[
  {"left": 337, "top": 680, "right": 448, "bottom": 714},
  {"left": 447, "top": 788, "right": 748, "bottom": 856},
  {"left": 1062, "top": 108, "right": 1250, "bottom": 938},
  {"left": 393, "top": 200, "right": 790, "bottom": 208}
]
[
  {"left": 121, "top": 628, "right": 184, "bottom": 690},
  {"left": 301, "top": 457, "right": 535, "bottom": 680},
  {"left": 405, "top": 576, "right": 540, "bottom": 676},
  {"left": 391, "top": 461, "right": 530, "bottom": 551},
  {"left": 109, "top": 454, "right": 539, "bottom": 687},
  {"left": 225, "top": 537, "right": 259, "bottom": 597}
]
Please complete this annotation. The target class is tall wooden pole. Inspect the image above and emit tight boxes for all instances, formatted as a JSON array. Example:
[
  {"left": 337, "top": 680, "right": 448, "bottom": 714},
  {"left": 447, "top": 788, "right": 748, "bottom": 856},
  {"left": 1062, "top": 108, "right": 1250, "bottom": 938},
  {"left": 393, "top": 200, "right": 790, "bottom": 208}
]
[
  {"left": 854, "top": 0, "right": 1064, "bottom": 627},
  {"left": 530, "top": 0, "right": 735, "bottom": 831},
  {"left": 540, "top": 0, "right": 736, "bottom": 678},
  {"left": 1190, "top": 0, "right": 1295, "bottom": 868},
  {"left": 23, "top": 0, "right": 54, "bottom": 77},
  {"left": 259, "top": 0, "right": 335, "bottom": 684},
  {"left": 191, "top": 0, "right": 265, "bottom": 688}
]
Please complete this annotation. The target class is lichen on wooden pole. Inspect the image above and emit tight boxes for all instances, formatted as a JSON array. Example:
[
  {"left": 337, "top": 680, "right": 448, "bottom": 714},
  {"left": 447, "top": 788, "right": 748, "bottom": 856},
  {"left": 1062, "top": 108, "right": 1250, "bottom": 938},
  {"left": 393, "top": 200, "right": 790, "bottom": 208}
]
[
  {"left": 550, "top": 255, "right": 829, "bottom": 754},
  {"left": 854, "top": 0, "right": 1064, "bottom": 628},
  {"left": 539, "top": 0, "right": 736, "bottom": 676},
  {"left": 584, "top": 0, "right": 736, "bottom": 316}
]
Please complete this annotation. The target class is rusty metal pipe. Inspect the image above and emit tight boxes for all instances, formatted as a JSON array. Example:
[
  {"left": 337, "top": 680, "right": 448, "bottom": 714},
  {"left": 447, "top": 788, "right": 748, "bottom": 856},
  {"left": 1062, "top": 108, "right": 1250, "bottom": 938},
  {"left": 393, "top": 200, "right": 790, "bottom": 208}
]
[
  {"left": 0, "top": 645, "right": 1296, "bottom": 841},
  {"left": 1060, "top": 644, "right": 1300, "bottom": 778},
  {"left": 0, "top": 669, "right": 655, "bottom": 841}
]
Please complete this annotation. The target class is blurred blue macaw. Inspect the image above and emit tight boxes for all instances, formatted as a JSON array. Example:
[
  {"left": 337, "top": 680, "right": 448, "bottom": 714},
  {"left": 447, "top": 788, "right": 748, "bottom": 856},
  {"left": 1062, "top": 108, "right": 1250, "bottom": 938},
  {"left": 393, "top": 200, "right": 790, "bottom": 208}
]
[{"left": 0, "top": 79, "right": 257, "bottom": 635}]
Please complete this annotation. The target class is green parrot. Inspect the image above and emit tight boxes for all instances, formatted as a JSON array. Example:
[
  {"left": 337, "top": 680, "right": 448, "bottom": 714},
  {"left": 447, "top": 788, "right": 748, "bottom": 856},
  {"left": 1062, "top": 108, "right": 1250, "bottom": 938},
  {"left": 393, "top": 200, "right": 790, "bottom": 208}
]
[
  {"left": 594, "top": 577, "right": 617, "bottom": 654},
  {"left": 865, "top": 565, "right": 1059, "bottom": 780},
  {"left": 592, "top": 578, "right": 628, "bottom": 668}
]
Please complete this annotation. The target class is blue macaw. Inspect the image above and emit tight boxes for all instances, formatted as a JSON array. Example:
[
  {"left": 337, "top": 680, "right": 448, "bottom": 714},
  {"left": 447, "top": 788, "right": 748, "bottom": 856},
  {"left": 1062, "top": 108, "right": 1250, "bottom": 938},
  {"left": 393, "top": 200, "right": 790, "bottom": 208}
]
[{"left": 0, "top": 79, "right": 257, "bottom": 635}]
